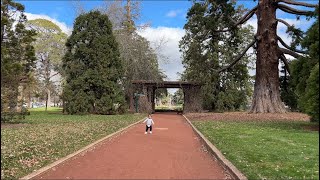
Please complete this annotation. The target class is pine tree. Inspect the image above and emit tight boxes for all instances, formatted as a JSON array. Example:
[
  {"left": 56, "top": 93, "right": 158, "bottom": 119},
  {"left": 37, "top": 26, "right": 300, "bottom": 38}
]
[
  {"left": 181, "top": 0, "right": 318, "bottom": 113},
  {"left": 289, "top": 11, "right": 319, "bottom": 121},
  {"left": 62, "top": 11, "right": 125, "bottom": 114},
  {"left": 1, "top": 0, "right": 36, "bottom": 118},
  {"left": 180, "top": 2, "right": 254, "bottom": 111}
]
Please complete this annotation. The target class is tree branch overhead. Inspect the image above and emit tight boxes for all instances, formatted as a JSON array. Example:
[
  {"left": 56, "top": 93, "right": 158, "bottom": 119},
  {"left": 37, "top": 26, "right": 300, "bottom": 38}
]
[
  {"left": 277, "top": 36, "right": 308, "bottom": 54},
  {"left": 217, "top": 38, "right": 256, "bottom": 73},
  {"left": 277, "top": 0, "right": 318, "bottom": 8},
  {"left": 278, "top": 4, "right": 315, "bottom": 15},
  {"left": 279, "top": 53, "right": 291, "bottom": 75}
]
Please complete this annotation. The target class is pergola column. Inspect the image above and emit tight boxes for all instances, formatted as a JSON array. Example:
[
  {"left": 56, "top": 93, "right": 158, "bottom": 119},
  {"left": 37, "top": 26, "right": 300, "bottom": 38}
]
[
  {"left": 183, "top": 86, "right": 202, "bottom": 113},
  {"left": 138, "top": 85, "right": 153, "bottom": 113}
]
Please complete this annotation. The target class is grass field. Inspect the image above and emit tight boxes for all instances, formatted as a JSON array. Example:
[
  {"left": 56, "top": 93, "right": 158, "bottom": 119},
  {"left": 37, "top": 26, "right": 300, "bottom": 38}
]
[
  {"left": 155, "top": 105, "right": 183, "bottom": 111},
  {"left": 1, "top": 107, "right": 146, "bottom": 179},
  {"left": 192, "top": 120, "right": 319, "bottom": 179}
]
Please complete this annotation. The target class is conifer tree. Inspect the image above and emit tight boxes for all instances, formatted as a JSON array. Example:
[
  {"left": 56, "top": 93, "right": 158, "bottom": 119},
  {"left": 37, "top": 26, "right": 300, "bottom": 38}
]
[
  {"left": 62, "top": 11, "right": 124, "bottom": 114},
  {"left": 181, "top": 0, "right": 318, "bottom": 113},
  {"left": 1, "top": 0, "right": 36, "bottom": 117}
]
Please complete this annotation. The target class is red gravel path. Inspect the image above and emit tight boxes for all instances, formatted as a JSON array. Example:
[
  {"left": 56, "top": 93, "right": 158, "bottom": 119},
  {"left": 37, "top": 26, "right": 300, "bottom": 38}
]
[{"left": 33, "top": 112, "right": 230, "bottom": 179}]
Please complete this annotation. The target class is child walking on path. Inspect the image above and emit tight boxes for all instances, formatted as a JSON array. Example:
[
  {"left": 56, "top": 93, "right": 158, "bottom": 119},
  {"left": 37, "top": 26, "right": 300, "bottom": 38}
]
[{"left": 143, "top": 114, "right": 154, "bottom": 134}]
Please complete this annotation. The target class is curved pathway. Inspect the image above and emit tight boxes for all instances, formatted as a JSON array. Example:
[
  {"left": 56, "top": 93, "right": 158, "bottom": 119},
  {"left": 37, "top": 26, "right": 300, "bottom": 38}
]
[{"left": 34, "top": 112, "right": 230, "bottom": 179}]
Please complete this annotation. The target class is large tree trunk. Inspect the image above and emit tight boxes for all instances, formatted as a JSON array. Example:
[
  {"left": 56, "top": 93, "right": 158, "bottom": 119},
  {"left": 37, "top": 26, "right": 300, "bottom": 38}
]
[
  {"left": 28, "top": 90, "right": 31, "bottom": 108},
  {"left": 249, "top": 0, "right": 286, "bottom": 113},
  {"left": 45, "top": 89, "right": 50, "bottom": 111}
]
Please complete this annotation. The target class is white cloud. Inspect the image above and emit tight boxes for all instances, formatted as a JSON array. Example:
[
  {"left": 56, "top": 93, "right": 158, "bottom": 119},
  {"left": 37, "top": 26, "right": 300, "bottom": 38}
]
[
  {"left": 25, "top": 12, "right": 72, "bottom": 35},
  {"left": 166, "top": 10, "right": 182, "bottom": 18},
  {"left": 137, "top": 26, "right": 186, "bottom": 81},
  {"left": 137, "top": 14, "right": 314, "bottom": 83}
]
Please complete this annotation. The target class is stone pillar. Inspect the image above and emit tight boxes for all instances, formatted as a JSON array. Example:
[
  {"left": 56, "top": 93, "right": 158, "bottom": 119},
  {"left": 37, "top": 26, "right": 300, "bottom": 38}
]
[
  {"left": 129, "top": 88, "right": 135, "bottom": 112},
  {"left": 183, "top": 86, "right": 203, "bottom": 113},
  {"left": 138, "top": 85, "right": 152, "bottom": 113},
  {"left": 152, "top": 88, "right": 155, "bottom": 113}
]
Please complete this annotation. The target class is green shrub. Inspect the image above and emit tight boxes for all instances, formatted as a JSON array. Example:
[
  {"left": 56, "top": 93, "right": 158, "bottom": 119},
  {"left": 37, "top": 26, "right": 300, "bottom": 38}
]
[{"left": 304, "top": 64, "right": 319, "bottom": 121}]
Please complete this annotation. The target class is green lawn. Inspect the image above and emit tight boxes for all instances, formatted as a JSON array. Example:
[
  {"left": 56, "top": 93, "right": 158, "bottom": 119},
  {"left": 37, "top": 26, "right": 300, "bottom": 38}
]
[
  {"left": 155, "top": 105, "right": 183, "bottom": 111},
  {"left": 193, "top": 120, "right": 319, "bottom": 180},
  {"left": 1, "top": 107, "right": 146, "bottom": 179}
]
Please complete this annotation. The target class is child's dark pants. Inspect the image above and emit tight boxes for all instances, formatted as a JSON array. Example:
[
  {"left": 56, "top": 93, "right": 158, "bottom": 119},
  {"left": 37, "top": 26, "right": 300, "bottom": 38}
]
[{"left": 146, "top": 125, "right": 152, "bottom": 132}]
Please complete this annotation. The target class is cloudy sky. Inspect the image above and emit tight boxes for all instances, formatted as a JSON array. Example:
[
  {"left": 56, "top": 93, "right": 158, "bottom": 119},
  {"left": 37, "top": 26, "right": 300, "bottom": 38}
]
[{"left": 20, "top": 0, "right": 317, "bottom": 83}]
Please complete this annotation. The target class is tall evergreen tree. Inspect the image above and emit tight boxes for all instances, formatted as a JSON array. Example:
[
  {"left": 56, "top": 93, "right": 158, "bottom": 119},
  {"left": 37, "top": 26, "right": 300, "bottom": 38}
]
[
  {"left": 73, "top": 1, "right": 165, "bottom": 110},
  {"left": 182, "top": 0, "right": 318, "bottom": 113},
  {"left": 1, "top": 0, "right": 36, "bottom": 115},
  {"left": 62, "top": 11, "right": 124, "bottom": 114},
  {"left": 101, "top": 1, "right": 165, "bottom": 110},
  {"left": 180, "top": 2, "right": 254, "bottom": 111},
  {"left": 289, "top": 12, "right": 319, "bottom": 121}
]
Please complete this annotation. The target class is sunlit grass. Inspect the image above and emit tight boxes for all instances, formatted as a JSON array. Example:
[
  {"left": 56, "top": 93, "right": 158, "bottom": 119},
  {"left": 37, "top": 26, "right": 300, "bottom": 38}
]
[
  {"left": 1, "top": 108, "right": 146, "bottom": 179},
  {"left": 193, "top": 120, "right": 319, "bottom": 179},
  {"left": 155, "top": 105, "right": 183, "bottom": 110}
]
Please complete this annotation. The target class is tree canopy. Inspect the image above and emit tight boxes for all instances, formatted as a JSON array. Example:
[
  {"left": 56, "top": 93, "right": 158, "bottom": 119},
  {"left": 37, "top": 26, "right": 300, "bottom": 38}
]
[
  {"left": 62, "top": 11, "right": 124, "bottom": 114},
  {"left": 26, "top": 18, "right": 68, "bottom": 111},
  {"left": 180, "top": 1, "right": 255, "bottom": 111},
  {"left": 181, "top": 0, "right": 318, "bottom": 113},
  {"left": 1, "top": 0, "right": 36, "bottom": 117},
  {"left": 285, "top": 13, "right": 319, "bottom": 121}
]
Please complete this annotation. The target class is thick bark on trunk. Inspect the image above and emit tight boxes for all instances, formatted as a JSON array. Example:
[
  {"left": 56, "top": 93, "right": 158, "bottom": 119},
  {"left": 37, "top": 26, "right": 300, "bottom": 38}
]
[
  {"left": 45, "top": 89, "right": 50, "bottom": 111},
  {"left": 28, "top": 90, "right": 31, "bottom": 108},
  {"left": 249, "top": 0, "right": 286, "bottom": 113}
]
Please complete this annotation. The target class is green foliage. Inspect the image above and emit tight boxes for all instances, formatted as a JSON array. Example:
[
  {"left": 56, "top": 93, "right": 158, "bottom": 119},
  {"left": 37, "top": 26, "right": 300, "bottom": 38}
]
[
  {"left": 26, "top": 19, "right": 68, "bottom": 111},
  {"left": 193, "top": 120, "right": 319, "bottom": 179},
  {"left": 279, "top": 65, "right": 298, "bottom": 110},
  {"left": 1, "top": 108, "right": 145, "bottom": 179},
  {"left": 1, "top": 0, "right": 37, "bottom": 120},
  {"left": 62, "top": 11, "right": 125, "bottom": 114},
  {"left": 179, "top": 1, "right": 254, "bottom": 111},
  {"left": 0, "top": 108, "right": 29, "bottom": 123},
  {"left": 114, "top": 30, "right": 166, "bottom": 106},
  {"left": 172, "top": 89, "right": 184, "bottom": 105},
  {"left": 287, "top": 12, "right": 319, "bottom": 121},
  {"left": 28, "top": 19, "right": 62, "bottom": 32},
  {"left": 304, "top": 64, "right": 319, "bottom": 122},
  {"left": 100, "top": 2, "right": 165, "bottom": 108}
]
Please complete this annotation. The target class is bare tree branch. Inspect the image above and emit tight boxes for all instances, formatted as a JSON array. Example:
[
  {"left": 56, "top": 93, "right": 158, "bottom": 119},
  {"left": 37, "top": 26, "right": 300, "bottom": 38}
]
[
  {"left": 276, "top": 18, "right": 293, "bottom": 28},
  {"left": 278, "top": 4, "right": 314, "bottom": 15},
  {"left": 49, "top": 72, "right": 60, "bottom": 79},
  {"left": 70, "top": 0, "right": 86, "bottom": 17},
  {"left": 214, "top": 5, "right": 258, "bottom": 32},
  {"left": 279, "top": 53, "right": 291, "bottom": 75},
  {"left": 279, "top": 47, "right": 301, "bottom": 59},
  {"left": 217, "top": 38, "right": 256, "bottom": 73},
  {"left": 277, "top": 0, "right": 318, "bottom": 8},
  {"left": 277, "top": 36, "right": 308, "bottom": 54}
]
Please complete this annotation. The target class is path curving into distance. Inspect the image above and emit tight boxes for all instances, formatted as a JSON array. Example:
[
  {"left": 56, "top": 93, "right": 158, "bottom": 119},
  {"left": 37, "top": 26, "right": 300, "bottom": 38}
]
[{"left": 34, "top": 112, "right": 230, "bottom": 179}]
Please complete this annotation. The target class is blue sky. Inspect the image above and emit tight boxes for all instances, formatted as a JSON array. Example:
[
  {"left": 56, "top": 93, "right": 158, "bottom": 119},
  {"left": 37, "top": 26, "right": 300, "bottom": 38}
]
[
  {"left": 19, "top": 0, "right": 316, "bottom": 29},
  {"left": 18, "top": 0, "right": 318, "bottom": 86},
  {"left": 19, "top": 1, "right": 194, "bottom": 29}
]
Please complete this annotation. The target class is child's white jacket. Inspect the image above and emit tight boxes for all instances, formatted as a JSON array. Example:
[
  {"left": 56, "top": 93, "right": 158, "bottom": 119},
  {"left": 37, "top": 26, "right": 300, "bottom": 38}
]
[{"left": 143, "top": 118, "right": 154, "bottom": 127}]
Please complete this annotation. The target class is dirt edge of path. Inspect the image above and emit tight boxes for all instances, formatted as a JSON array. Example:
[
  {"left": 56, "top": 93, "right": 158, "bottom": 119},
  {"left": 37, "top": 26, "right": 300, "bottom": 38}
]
[
  {"left": 20, "top": 117, "right": 146, "bottom": 180},
  {"left": 183, "top": 115, "right": 248, "bottom": 180}
]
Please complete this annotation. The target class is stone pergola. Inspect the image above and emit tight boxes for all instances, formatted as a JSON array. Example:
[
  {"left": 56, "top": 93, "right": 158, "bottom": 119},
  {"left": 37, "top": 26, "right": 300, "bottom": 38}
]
[{"left": 130, "top": 80, "right": 202, "bottom": 113}]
